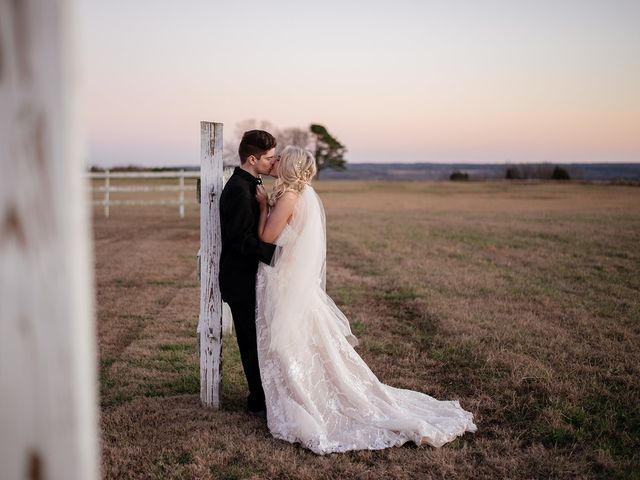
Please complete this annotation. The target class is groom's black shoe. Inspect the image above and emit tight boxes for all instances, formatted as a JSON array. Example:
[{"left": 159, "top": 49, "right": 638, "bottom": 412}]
[{"left": 247, "top": 408, "right": 267, "bottom": 419}]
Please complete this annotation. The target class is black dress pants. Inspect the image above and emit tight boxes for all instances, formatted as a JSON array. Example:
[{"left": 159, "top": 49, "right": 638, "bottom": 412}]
[{"left": 226, "top": 289, "right": 266, "bottom": 412}]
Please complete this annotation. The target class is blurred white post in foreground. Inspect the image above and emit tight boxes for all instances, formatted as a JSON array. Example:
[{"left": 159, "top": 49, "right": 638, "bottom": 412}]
[
  {"left": 197, "top": 122, "right": 224, "bottom": 408},
  {"left": 0, "top": 0, "right": 100, "bottom": 479}
]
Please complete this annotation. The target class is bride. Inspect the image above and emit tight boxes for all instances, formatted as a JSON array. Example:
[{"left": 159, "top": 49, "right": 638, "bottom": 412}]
[{"left": 254, "top": 146, "right": 476, "bottom": 454}]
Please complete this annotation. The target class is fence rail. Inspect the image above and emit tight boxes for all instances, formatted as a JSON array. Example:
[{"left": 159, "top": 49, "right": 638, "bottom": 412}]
[
  {"left": 89, "top": 169, "right": 203, "bottom": 218},
  {"left": 88, "top": 169, "right": 235, "bottom": 218},
  {"left": 87, "top": 171, "right": 201, "bottom": 179}
]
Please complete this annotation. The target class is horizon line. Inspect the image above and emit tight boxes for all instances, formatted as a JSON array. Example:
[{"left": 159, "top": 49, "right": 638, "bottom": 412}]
[{"left": 87, "top": 160, "right": 640, "bottom": 169}]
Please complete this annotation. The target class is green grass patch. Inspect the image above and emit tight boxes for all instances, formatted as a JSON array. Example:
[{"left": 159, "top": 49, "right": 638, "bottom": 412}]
[
  {"left": 447, "top": 251, "right": 469, "bottom": 261},
  {"left": 159, "top": 343, "right": 193, "bottom": 352},
  {"left": 162, "top": 450, "right": 193, "bottom": 466},
  {"left": 118, "top": 313, "right": 147, "bottom": 321},
  {"left": 113, "top": 278, "right": 140, "bottom": 288},
  {"left": 143, "top": 374, "right": 200, "bottom": 397},
  {"left": 428, "top": 343, "right": 480, "bottom": 368},
  {"left": 364, "top": 338, "right": 408, "bottom": 356},
  {"left": 147, "top": 279, "right": 177, "bottom": 286},
  {"left": 350, "top": 320, "right": 367, "bottom": 335},
  {"left": 377, "top": 286, "right": 418, "bottom": 303},
  {"left": 333, "top": 284, "right": 367, "bottom": 306},
  {"left": 212, "top": 453, "right": 262, "bottom": 480},
  {"left": 540, "top": 427, "right": 577, "bottom": 448}
]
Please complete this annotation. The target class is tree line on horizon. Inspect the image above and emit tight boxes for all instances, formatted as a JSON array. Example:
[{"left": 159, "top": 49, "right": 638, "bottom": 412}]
[{"left": 449, "top": 164, "right": 571, "bottom": 181}]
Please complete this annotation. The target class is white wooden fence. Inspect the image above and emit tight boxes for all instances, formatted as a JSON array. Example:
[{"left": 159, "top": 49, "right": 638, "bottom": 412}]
[
  {"left": 88, "top": 170, "right": 200, "bottom": 218},
  {"left": 90, "top": 158, "right": 235, "bottom": 409}
]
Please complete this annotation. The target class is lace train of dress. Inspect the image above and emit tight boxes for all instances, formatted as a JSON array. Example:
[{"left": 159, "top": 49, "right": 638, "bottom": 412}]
[{"left": 256, "top": 186, "right": 476, "bottom": 455}]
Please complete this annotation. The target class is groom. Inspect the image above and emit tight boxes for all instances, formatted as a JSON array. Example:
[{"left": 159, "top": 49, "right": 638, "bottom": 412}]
[{"left": 219, "top": 130, "right": 278, "bottom": 418}]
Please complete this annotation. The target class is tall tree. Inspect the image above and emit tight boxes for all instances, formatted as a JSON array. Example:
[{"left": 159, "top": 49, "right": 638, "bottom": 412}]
[{"left": 310, "top": 124, "right": 347, "bottom": 177}]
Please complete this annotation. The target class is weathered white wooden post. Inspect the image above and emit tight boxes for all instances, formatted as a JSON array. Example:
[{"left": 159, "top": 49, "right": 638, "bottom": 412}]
[
  {"left": 197, "top": 122, "right": 224, "bottom": 408},
  {"left": 0, "top": 0, "right": 100, "bottom": 479}
]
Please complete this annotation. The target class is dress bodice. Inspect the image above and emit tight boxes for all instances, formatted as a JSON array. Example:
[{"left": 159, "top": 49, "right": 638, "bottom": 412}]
[{"left": 275, "top": 223, "right": 295, "bottom": 247}]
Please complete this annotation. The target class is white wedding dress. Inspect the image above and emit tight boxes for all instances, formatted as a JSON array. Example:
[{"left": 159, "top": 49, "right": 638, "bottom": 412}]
[{"left": 256, "top": 186, "right": 476, "bottom": 455}]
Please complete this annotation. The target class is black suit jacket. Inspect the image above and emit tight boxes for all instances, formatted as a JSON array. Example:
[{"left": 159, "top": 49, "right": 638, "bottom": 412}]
[{"left": 218, "top": 167, "right": 276, "bottom": 303}]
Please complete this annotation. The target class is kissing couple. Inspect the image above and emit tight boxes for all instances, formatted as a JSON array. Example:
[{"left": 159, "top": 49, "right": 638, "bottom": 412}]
[{"left": 218, "top": 130, "right": 476, "bottom": 455}]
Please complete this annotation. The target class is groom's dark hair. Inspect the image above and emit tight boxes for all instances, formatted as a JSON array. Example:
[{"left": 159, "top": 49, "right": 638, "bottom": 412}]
[{"left": 238, "top": 130, "right": 277, "bottom": 164}]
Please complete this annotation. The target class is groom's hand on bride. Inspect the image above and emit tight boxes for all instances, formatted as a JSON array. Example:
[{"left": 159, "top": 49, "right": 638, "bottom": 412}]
[{"left": 255, "top": 185, "right": 268, "bottom": 209}]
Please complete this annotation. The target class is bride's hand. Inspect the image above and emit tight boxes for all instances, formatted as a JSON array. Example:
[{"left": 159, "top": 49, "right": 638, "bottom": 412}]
[{"left": 256, "top": 185, "right": 268, "bottom": 209}]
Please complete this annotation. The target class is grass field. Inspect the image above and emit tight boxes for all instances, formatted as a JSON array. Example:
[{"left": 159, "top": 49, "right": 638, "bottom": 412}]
[{"left": 94, "top": 180, "right": 640, "bottom": 479}]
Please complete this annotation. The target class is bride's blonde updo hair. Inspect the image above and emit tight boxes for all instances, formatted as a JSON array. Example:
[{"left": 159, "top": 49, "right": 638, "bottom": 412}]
[{"left": 269, "top": 146, "right": 317, "bottom": 207}]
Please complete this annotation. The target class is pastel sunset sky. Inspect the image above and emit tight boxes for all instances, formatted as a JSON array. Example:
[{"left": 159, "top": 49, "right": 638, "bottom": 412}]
[{"left": 80, "top": 0, "right": 640, "bottom": 167}]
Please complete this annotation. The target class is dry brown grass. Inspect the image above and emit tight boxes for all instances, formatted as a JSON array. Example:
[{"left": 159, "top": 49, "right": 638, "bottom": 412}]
[{"left": 94, "top": 180, "right": 640, "bottom": 479}]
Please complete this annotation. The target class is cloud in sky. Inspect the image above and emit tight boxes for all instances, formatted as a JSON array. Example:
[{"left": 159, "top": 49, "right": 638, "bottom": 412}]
[{"left": 80, "top": 0, "right": 640, "bottom": 167}]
